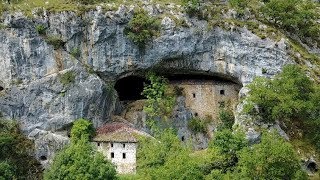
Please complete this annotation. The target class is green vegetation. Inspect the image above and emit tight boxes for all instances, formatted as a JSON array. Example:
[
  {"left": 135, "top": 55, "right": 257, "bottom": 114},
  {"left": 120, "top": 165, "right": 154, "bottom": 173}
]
[
  {"left": 244, "top": 64, "right": 320, "bottom": 153},
  {"left": 59, "top": 71, "right": 76, "bottom": 86},
  {"left": 124, "top": 11, "right": 161, "bottom": 48},
  {"left": 217, "top": 107, "right": 235, "bottom": 130},
  {"left": 36, "top": 24, "right": 46, "bottom": 35},
  {"left": 142, "top": 73, "right": 176, "bottom": 132},
  {"left": 187, "top": 117, "right": 211, "bottom": 134},
  {"left": 44, "top": 119, "right": 117, "bottom": 180},
  {"left": 45, "top": 36, "right": 64, "bottom": 50},
  {"left": 0, "top": 119, "right": 42, "bottom": 179},
  {"left": 182, "top": 0, "right": 200, "bottom": 17},
  {"left": 70, "top": 47, "right": 81, "bottom": 58},
  {"left": 235, "top": 132, "right": 307, "bottom": 179}
]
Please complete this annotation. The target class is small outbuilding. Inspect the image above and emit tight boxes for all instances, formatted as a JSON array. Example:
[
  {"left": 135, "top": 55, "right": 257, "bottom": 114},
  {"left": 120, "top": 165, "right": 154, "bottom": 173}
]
[{"left": 93, "top": 123, "right": 148, "bottom": 174}]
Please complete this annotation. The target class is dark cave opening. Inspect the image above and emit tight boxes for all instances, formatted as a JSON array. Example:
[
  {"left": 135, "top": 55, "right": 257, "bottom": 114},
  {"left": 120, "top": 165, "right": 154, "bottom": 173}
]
[
  {"left": 0, "top": 86, "right": 3, "bottom": 91},
  {"left": 40, "top": 156, "right": 47, "bottom": 161},
  {"left": 115, "top": 76, "right": 148, "bottom": 101}
]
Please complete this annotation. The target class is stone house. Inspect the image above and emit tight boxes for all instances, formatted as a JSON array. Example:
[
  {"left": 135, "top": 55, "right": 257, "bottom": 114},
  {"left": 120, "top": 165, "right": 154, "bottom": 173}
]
[{"left": 93, "top": 123, "right": 148, "bottom": 174}]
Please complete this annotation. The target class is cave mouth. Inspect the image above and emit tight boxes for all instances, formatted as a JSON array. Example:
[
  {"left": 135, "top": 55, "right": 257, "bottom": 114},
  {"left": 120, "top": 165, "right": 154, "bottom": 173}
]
[
  {"left": 115, "top": 76, "right": 148, "bottom": 101},
  {"left": 0, "top": 86, "right": 3, "bottom": 91},
  {"left": 307, "top": 162, "right": 318, "bottom": 173}
]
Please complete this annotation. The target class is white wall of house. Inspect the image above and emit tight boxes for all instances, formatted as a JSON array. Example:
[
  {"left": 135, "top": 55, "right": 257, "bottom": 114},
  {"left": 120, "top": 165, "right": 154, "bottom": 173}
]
[{"left": 96, "top": 142, "right": 137, "bottom": 174}]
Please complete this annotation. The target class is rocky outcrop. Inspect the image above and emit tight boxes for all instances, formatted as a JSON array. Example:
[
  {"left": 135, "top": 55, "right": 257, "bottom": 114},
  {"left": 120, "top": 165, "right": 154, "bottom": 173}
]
[{"left": 0, "top": 5, "right": 294, "bottom": 163}]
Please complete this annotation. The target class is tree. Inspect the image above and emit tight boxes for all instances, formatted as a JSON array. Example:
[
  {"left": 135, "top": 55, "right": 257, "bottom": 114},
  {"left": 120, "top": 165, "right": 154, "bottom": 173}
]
[
  {"left": 44, "top": 119, "right": 117, "bottom": 180},
  {"left": 235, "top": 132, "right": 308, "bottom": 179},
  {"left": 0, "top": 119, "right": 42, "bottom": 179},
  {"left": 244, "top": 65, "right": 314, "bottom": 122},
  {"left": 142, "top": 73, "right": 176, "bottom": 132}
]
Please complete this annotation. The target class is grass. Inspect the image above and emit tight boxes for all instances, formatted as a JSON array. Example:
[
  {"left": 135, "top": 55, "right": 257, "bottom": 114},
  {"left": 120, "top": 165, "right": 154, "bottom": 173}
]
[{"left": 59, "top": 71, "right": 75, "bottom": 86}]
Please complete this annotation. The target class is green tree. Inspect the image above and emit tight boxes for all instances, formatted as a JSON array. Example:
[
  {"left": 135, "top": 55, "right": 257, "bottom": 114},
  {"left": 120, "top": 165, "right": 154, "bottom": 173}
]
[
  {"left": 142, "top": 73, "right": 176, "bottom": 132},
  {"left": 44, "top": 119, "right": 117, "bottom": 180},
  {"left": 244, "top": 64, "right": 314, "bottom": 122},
  {"left": 0, "top": 119, "right": 42, "bottom": 179},
  {"left": 235, "top": 132, "right": 308, "bottom": 179}
]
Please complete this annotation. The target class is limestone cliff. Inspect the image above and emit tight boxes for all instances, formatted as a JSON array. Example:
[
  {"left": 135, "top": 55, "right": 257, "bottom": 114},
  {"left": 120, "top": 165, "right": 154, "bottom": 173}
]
[{"left": 0, "top": 3, "right": 316, "bottom": 164}]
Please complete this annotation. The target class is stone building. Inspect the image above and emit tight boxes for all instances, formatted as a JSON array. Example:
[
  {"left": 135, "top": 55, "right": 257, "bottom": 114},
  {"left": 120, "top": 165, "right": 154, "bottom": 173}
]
[
  {"left": 170, "top": 79, "right": 241, "bottom": 121},
  {"left": 93, "top": 123, "right": 148, "bottom": 174}
]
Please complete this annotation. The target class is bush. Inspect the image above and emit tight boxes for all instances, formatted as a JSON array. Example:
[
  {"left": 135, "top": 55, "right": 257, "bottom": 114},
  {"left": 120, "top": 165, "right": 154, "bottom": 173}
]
[
  {"left": 235, "top": 132, "right": 308, "bottom": 179},
  {"left": 124, "top": 10, "right": 160, "bottom": 48},
  {"left": 182, "top": 0, "right": 201, "bottom": 17},
  {"left": 217, "top": 108, "right": 235, "bottom": 130},
  {"left": 70, "top": 47, "right": 81, "bottom": 58},
  {"left": 59, "top": 71, "right": 75, "bottom": 86},
  {"left": 187, "top": 117, "right": 210, "bottom": 134},
  {"left": 46, "top": 36, "right": 64, "bottom": 50},
  {"left": 36, "top": 25, "right": 46, "bottom": 35},
  {"left": 44, "top": 119, "right": 117, "bottom": 180}
]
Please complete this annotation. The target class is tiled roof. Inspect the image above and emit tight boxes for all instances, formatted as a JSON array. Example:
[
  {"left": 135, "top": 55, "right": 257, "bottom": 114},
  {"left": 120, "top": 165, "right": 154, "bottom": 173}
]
[{"left": 93, "top": 122, "right": 148, "bottom": 143}]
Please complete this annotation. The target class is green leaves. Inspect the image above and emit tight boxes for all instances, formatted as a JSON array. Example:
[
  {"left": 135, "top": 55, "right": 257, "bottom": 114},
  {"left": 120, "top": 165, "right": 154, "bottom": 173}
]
[
  {"left": 245, "top": 65, "right": 316, "bottom": 122},
  {"left": 235, "top": 132, "right": 308, "bottom": 179},
  {"left": 44, "top": 119, "right": 117, "bottom": 180},
  {"left": 125, "top": 10, "right": 160, "bottom": 48}
]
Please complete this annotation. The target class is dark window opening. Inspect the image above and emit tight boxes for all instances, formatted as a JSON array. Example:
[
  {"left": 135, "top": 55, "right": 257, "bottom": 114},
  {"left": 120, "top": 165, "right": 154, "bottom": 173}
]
[
  {"left": 192, "top": 93, "right": 196, "bottom": 98},
  {"left": 115, "top": 76, "right": 148, "bottom": 101},
  {"left": 40, "top": 156, "right": 47, "bottom": 161},
  {"left": 97, "top": 142, "right": 100, "bottom": 146},
  {"left": 307, "top": 162, "right": 318, "bottom": 173},
  {"left": 111, "top": 152, "right": 114, "bottom": 158},
  {"left": 111, "top": 143, "right": 113, "bottom": 147},
  {"left": 219, "top": 101, "right": 225, "bottom": 108},
  {"left": 123, "top": 144, "right": 125, "bottom": 148},
  {"left": 194, "top": 112, "right": 198, "bottom": 117},
  {"left": 0, "top": 86, "right": 3, "bottom": 91},
  {"left": 123, "top": 153, "right": 126, "bottom": 159},
  {"left": 181, "top": 136, "right": 185, "bottom": 141},
  {"left": 220, "top": 90, "right": 225, "bottom": 95}
]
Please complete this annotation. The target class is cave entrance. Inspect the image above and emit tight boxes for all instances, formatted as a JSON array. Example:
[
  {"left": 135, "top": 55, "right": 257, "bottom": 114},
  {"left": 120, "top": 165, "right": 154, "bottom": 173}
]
[
  {"left": 115, "top": 76, "right": 148, "bottom": 101},
  {"left": 0, "top": 86, "right": 3, "bottom": 91}
]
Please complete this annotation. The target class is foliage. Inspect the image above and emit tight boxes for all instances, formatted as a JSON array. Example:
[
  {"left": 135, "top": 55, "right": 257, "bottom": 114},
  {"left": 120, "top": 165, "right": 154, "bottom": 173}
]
[
  {"left": 45, "top": 36, "right": 64, "bottom": 49},
  {"left": 261, "top": 0, "right": 320, "bottom": 39},
  {"left": 0, "top": 161, "right": 14, "bottom": 180},
  {"left": 235, "top": 132, "right": 308, "bottom": 179},
  {"left": 137, "top": 129, "right": 204, "bottom": 180},
  {"left": 217, "top": 107, "right": 235, "bottom": 130},
  {"left": 229, "top": 0, "right": 251, "bottom": 14},
  {"left": 188, "top": 117, "right": 211, "bottom": 134},
  {"left": 244, "top": 64, "right": 316, "bottom": 123},
  {"left": 70, "top": 118, "right": 95, "bottom": 143},
  {"left": 70, "top": 47, "right": 81, "bottom": 58},
  {"left": 182, "top": 0, "right": 200, "bottom": 17},
  {"left": 124, "top": 10, "right": 160, "bottom": 48},
  {"left": 0, "top": 119, "right": 42, "bottom": 179},
  {"left": 59, "top": 71, "right": 76, "bottom": 86},
  {"left": 44, "top": 119, "right": 117, "bottom": 180},
  {"left": 142, "top": 73, "right": 176, "bottom": 132},
  {"left": 36, "top": 24, "right": 46, "bottom": 35}
]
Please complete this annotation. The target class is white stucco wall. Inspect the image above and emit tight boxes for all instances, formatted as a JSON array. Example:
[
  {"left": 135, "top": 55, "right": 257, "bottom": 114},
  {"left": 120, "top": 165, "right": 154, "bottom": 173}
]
[{"left": 96, "top": 142, "right": 137, "bottom": 174}]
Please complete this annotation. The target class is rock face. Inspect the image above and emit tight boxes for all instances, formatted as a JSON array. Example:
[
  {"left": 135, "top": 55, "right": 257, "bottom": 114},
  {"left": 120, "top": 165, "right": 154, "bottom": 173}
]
[{"left": 0, "top": 5, "right": 293, "bottom": 163}]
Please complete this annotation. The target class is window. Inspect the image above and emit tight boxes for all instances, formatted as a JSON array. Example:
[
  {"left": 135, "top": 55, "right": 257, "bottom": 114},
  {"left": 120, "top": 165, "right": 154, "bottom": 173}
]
[
  {"left": 111, "top": 152, "right": 114, "bottom": 158},
  {"left": 123, "top": 153, "right": 126, "bottom": 159},
  {"left": 220, "top": 90, "right": 225, "bottom": 95},
  {"left": 181, "top": 136, "right": 185, "bottom": 141},
  {"left": 123, "top": 144, "right": 125, "bottom": 148},
  {"left": 111, "top": 143, "right": 113, "bottom": 147},
  {"left": 192, "top": 93, "right": 196, "bottom": 98},
  {"left": 97, "top": 142, "right": 100, "bottom": 147}
]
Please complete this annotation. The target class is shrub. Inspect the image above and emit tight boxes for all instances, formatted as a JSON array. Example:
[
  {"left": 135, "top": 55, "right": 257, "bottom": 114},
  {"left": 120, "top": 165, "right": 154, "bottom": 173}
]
[
  {"left": 46, "top": 36, "right": 64, "bottom": 50},
  {"left": 188, "top": 117, "right": 211, "bottom": 134},
  {"left": 36, "top": 25, "right": 46, "bottom": 35},
  {"left": 124, "top": 10, "right": 161, "bottom": 48},
  {"left": 182, "top": 0, "right": 201, "bottom": 17},
  {"left": 70, "top": 47, "right": 81, "bottom": 58},
  {"left": 235, "top": 132, "right": 308, "bottom": 179},
  {"left": 59, "top": 71, "right": 75, "bottom": 86},
  {"left": 217, "top": 108, "right": 235, "bottom": 130}
]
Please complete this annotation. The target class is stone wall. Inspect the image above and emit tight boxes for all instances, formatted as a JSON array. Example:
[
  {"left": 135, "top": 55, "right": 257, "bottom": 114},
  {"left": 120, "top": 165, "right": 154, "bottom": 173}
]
[{"left": 96, "top": 142, "right": 137, "bottom": 174}]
